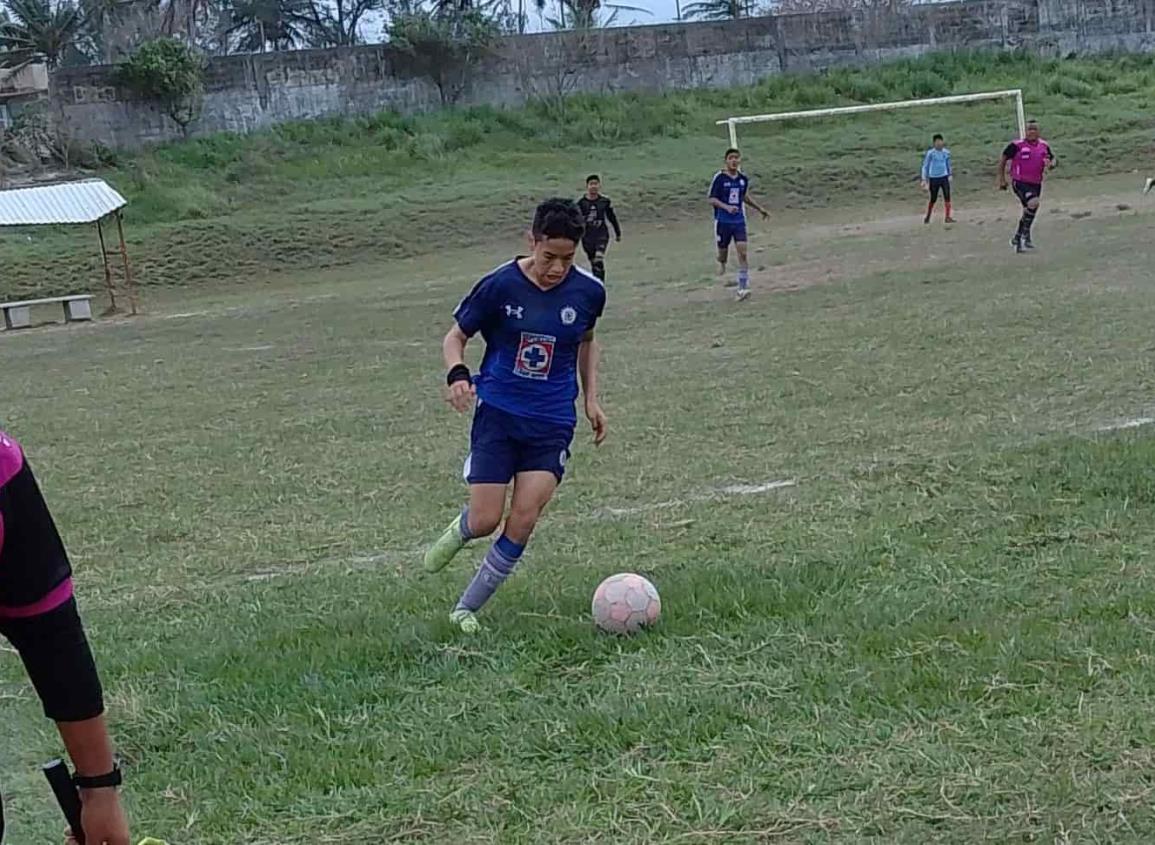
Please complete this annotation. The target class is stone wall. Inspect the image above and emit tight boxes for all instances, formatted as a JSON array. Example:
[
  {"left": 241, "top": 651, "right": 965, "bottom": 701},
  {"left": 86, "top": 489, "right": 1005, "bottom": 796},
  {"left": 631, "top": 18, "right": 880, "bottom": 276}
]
[{"left": 51, "top": 0, "right": 1155, "bottom": 149}]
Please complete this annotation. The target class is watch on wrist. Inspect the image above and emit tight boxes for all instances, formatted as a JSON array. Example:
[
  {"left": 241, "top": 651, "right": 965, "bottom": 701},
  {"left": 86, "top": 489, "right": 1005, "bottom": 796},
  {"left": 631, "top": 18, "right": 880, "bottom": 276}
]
[{"left": 74, "top": 762, "right": 122, "bottom": 790}]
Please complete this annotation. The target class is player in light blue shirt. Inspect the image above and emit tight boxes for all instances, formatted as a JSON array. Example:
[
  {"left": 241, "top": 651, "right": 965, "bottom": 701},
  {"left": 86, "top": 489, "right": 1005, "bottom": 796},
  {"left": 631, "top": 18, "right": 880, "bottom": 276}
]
[
  {"left": 920, "top": 133, "right": 955, "bottom": 224},
  {"left": 424, "top": 199, "right": 608, "bottom": 633}
]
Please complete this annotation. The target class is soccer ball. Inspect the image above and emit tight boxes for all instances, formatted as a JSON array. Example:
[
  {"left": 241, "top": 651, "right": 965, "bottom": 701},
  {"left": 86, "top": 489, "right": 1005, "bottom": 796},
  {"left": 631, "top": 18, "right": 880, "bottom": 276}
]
[{"left": 591, "top": 573, "right": 661, "bottom": 635}]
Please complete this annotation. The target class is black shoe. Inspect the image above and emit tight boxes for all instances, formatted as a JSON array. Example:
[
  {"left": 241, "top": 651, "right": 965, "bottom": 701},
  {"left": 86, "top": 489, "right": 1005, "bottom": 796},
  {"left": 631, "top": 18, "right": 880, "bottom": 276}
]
[
  {"left": 1011, "top": 236, "right": 1025, "bottom": 254},
  {"left": 1022, "top": 237, "right": 1035, "bottom": 250},
  {"left": 924, "top": 214, "right": 931, "bottom": 224}
]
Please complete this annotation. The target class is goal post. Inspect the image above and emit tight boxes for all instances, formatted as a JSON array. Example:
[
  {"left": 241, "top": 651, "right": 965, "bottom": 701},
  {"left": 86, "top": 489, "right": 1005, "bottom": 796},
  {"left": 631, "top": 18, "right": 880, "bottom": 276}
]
[{"left": 717, "top": 89, "right": 1026, "bottom": 149}]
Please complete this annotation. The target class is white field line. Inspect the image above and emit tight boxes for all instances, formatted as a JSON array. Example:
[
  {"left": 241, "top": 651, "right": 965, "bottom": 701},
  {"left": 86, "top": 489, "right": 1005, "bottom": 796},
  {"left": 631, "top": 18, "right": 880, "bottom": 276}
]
[
  {"left": 598, "top": 479, "right": 797, "bottom": 518},
  {"left": 1097, "top": 417, "right": 1155, "bottom": 432}
]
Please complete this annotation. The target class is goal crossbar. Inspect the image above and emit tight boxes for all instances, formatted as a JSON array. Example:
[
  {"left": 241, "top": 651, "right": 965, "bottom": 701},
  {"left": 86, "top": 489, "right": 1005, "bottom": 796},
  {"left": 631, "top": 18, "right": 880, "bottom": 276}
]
[{"left": 717, "top": 89, "right": 1025, "bottom": 148}]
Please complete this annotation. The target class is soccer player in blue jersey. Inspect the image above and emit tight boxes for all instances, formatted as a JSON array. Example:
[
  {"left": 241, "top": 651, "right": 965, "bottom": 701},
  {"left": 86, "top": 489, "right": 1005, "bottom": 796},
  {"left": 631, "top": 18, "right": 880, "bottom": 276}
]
[
  {"left": 921, "top": 133, "right": 955, "bottom": 224},
  {"left": 424, "top": 198, "right": 608, "bottom": 633},
  {"left": 708, "top": 148, "right": 769, "bottom": 301}
]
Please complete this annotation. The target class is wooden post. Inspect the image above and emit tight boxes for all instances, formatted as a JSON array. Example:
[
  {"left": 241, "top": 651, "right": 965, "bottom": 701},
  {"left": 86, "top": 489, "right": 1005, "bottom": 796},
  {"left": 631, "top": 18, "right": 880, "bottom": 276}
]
[
  {"left": 114, "top": 211, "right": 138, "bottom": 316},
  {"left": 95, "top": 216, "right": 118, "bottom": 314}
]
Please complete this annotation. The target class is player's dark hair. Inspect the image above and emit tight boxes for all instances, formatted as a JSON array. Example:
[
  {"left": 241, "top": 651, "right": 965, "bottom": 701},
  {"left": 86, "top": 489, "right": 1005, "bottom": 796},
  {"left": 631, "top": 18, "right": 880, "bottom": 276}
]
[
  {"left": 724, "top": 147, "right": 740, "bottom": 158},
  {"left": 1026, "top": 119, "right": 1039, "bottom": 127},
  {"left": 932, "top": 133, "right": 944, "bottom": 142},
  {"left": 586, "top": 174, "right": 600, "bottom": 184},
  {"left": 532, "top": 198, "right": 585, "bottom": 243}
]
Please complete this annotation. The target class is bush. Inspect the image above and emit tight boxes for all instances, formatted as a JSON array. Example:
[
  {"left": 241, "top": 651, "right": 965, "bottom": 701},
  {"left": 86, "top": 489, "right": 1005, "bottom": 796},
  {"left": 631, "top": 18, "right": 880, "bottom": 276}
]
[{"left": 114, "top": 39, "right": 204, "bottom": 134}]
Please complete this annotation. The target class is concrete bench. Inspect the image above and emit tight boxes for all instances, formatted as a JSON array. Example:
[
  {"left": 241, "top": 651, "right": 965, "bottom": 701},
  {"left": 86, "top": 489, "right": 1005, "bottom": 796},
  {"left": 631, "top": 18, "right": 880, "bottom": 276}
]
[{"left": 1, "top": 295, "right": 94, "bottom": 330}]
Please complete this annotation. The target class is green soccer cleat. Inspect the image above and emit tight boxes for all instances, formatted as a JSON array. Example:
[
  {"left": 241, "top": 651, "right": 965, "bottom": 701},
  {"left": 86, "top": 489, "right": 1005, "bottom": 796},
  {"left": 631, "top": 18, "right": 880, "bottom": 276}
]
[
  {"left": 424, "top": 515, "right": 467, "bottom": 573},
  {"left": 450, "top": 608, "right": 480, "bottom": 634}
]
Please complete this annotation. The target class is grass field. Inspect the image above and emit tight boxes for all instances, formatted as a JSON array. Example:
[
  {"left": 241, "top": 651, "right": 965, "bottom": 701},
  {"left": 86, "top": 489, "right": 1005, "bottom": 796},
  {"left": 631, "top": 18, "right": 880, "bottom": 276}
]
[
  {"left": 1, "top": 50, "right": 1153, "bottom": 299},
  {"left": 4, "top": 147, "right": 1155, "bottom": 842}
]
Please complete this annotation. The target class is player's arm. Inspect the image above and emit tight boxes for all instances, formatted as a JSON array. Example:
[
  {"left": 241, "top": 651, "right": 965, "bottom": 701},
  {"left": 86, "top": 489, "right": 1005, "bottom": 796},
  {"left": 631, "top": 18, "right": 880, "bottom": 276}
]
[
  {"left": 997, "top": 143, "right": 1015, "bottom": 189},
  {"left": 442, "top": 324, "right": 475, "bottom": 413},
  {"left": 707, "top": 175, "right": 737, "bottom": 214},
  {"left": 1046, "top": 146, "right": 1057, "bottom": 170},
  {"left": 605, "top": 201, "right": 622, "bottom": 240},
  {"left": 578, "top": 330, "right": 607, "bottom": 446},
  {"left": 921, "top": 150, "right": 931, "bottom": 185},
  {"left": 1, "top": 601, "right": 130, "bottom": 845},
  {"left": 743, "top": 193, "right": 769, "bottom": 220}
]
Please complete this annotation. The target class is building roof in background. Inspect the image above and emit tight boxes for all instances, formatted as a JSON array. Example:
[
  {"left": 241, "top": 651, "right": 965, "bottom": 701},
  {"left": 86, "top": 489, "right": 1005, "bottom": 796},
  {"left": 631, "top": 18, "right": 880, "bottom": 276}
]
[
  {"left": 0, "top": 179, "right": 127, "bottom": 226},
  {"left": 0, "top": 64, "right": 49, "bottom": 96}
]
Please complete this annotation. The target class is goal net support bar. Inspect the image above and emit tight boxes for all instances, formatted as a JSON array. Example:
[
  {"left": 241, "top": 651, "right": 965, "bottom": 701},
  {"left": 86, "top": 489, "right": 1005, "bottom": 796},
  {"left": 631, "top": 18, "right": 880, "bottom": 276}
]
[{"left": 717, "top": 89, "right": 1025, "bottom": 149}]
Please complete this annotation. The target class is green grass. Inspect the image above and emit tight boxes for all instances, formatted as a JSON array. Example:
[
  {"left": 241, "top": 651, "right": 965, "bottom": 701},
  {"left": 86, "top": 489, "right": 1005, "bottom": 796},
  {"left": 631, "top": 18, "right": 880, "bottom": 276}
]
[
  {"left": 3, "top": 167, "right": 1155, "bottom": 841},
  {"left": 2, "top": 49, "right": 1153, "bottom": 299}
]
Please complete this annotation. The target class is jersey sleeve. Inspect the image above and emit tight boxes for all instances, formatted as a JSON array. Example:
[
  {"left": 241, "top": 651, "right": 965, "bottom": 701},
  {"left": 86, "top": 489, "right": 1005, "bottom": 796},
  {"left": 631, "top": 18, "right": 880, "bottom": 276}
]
[
  {"left": 1002, "top": 142, "right": 1019, "bottom": 159},
  {"left": 1044, "top": 143, "right": 1055, "bottom": 161},
  {"left": 945, "top": 150, "right": 952, "bottom": 176},
  {"left": 921, "top": 150, "right": 932, "bottom": 179},
  {"left": 453, "top": 274, "right": 500, "bottom": 337},
  {"left": 707, "top": 173, "right": 724, "bottom": 201},
  {"left": 604, "top": 200, "right": 621, "bottom": 238}
]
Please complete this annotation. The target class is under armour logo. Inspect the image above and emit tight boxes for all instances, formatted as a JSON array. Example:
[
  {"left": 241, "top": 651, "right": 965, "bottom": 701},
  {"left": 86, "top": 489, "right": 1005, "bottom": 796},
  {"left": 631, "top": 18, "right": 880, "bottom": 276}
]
[{"left": 505, "top": 304, "right": 524, "bottom": 319}]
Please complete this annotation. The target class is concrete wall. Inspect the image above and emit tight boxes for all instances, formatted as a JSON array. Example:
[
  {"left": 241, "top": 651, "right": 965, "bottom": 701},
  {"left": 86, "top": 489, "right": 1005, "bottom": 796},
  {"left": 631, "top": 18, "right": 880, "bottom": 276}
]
[{"left": 51, "top": 0, "right": 1155, "bottom": 149}]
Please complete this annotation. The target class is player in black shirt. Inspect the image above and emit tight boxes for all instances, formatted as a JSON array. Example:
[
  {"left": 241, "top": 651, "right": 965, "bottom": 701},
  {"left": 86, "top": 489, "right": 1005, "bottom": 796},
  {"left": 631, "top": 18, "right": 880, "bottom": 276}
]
[{"left": 576, "top": 175, "right": 621, "bottom": 282}]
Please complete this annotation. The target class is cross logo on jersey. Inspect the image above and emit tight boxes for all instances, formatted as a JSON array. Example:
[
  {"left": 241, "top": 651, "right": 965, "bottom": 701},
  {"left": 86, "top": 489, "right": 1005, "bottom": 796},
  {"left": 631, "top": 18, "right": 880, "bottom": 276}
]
[{"left": 514, "top": 332, "right": 556, "bottom": 381}]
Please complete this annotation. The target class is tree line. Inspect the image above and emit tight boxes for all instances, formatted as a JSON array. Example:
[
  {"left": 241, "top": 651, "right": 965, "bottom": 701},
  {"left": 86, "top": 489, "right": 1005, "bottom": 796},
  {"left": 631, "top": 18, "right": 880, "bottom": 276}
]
[{"left": 0, "top": 0, "right": 911, "bottom": 69}]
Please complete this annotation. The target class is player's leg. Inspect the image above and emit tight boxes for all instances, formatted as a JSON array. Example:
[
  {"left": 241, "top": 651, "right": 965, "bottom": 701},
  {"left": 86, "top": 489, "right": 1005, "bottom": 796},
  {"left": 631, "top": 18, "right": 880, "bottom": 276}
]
[
  {"left": 424, "top": 405, "right": 510, "bottom": 573},
  {"left": 942, "top": 179, "right": 954, "bottom": 223},
  {"left": 1010, "top": 182, "right": 1028, "bottom": 252},
  {"left": 1144, "top": 177, "right": 1154, "bottom": 195},
  {"left": 925, "top": 180, "right": 939, "bottom": 224},
  {"left": 450, "top": 425, "right": 569, "bottom": 632},
  {"left": 716, "top": 222, "right": 730, "bottom": 279},
  {"left": 1021, "top": 188, "right": 1040, "bottom": 248},
  {"left": 589, "top": 238, "right": 608, "bottom": 282},
  {"left": 1012, "top": 183, "right": 1040, "bottom": 250},
  {"left": 734, "top": 227, "right": 750, "bottom": 300},
  {"left": 581, "top": 238, "right": 598, "bottom": 276}
]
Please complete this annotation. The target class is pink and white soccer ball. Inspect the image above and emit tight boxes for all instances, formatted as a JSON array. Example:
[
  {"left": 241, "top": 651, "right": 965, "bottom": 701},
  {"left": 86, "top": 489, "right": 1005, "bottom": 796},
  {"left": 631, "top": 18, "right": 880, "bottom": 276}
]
[{"left": 592, "top": 573, "right": 661, "bottom": 634}]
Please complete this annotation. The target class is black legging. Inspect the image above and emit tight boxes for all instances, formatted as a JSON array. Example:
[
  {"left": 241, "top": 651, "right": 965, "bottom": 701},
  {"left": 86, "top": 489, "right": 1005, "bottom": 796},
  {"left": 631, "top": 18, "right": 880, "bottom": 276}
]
[
  {"left": 928, "top": 176, "right": 951, "bottom": 203},
  {"left": 582, "top": 237, "right": 608, "bottom": 282}
]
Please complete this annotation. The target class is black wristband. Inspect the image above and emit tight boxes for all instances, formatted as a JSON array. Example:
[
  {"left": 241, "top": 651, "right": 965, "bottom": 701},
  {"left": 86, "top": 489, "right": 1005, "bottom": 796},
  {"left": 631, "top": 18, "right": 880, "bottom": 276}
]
[
  {"left": 74, "top": 763, "right": 122, "bottom": 790},
  {"left": 446, "top": 364, "right": 471, "bottom": 386}
]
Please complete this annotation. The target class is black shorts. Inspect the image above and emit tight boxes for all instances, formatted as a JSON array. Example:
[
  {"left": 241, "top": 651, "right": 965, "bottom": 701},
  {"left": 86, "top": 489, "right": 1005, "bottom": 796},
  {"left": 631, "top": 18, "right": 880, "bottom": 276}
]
[
  {"left": 1012, "top": 181, "right": 1042, "bottom": 207},
  {"left": 928, "top": 176, "right": 951, "bottom": 202},
  {"left": 582, "top": 236, "right": 609, "bottom": 261},
  {"left": 0, "top": 458, "right": 73, "bottom": 615}
]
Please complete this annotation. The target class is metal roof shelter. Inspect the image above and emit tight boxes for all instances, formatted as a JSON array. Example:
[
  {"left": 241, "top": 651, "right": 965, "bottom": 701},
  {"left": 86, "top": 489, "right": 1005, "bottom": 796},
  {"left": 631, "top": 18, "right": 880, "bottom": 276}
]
[{"left": 0, "top": 179, "right": 138, "bottom": 314}]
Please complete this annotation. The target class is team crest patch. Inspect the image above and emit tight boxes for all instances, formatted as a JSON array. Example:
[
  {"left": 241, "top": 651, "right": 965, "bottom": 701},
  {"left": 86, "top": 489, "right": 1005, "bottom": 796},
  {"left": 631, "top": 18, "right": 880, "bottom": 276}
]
[
  {"left": 560, "top": 306, "right": 577, "bottom": 326},
  {"left": 514, "top": 332, "right": 556, "bottom": 380}
]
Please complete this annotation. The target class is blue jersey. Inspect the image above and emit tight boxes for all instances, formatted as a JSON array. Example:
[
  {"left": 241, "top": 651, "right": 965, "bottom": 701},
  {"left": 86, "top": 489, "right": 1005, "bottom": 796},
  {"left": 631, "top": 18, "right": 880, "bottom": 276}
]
[
  {"left": 922, "top": 148, "right": 952, "bottom": 180},
  {"left": 454, "top": 259, "right": 606, "bottom": 426},
  {"left": 708, "top": 170, "right": 749, "bottom": 224}
]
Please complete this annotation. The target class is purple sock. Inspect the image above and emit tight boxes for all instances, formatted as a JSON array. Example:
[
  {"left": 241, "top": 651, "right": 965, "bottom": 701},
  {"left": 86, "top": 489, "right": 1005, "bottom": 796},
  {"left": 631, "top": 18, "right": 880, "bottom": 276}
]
[
  {"left": 459, "top": 505, "right": 474, "bottom": 541},
  {"left": 455, "top": 535, "right": 524, "bottom": 613}
]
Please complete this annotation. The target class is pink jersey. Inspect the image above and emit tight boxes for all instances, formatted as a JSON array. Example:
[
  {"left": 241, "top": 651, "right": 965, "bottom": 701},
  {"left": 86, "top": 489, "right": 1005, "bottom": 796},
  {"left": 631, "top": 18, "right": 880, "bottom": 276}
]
[
  {"left": 0, "top": 430, "right": 75, "bottom": 620},
  {"left": 1006, "top": 138, "right": 1053, "bottom": 184},
  {"left": 0, "top": 430, "right": 22, "bottom": 488}
]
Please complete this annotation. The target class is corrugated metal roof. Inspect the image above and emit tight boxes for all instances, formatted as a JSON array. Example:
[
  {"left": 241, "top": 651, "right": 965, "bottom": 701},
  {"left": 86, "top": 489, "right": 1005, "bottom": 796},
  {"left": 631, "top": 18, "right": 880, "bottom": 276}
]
[{"left": 0, "top": 179, "right": 127, "bottom": 226}]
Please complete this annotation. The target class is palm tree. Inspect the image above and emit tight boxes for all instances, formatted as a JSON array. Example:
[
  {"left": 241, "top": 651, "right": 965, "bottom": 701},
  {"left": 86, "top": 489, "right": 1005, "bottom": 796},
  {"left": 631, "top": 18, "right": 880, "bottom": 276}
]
[
  {"left": 538, "top": 0, "right": 647, "bottom": 29},
  {"left": 682, "top": 0, "right": 746, "bottom": 19},
  {"left": 0, "top": 0, "right": 86, "bottom": 67},
  {"left": 221, "top": 0, "right": 316, "bottom": 51}
]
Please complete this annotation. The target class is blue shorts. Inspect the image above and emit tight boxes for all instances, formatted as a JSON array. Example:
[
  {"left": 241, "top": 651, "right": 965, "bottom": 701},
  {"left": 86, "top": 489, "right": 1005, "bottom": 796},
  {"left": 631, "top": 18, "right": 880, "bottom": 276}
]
[
  {"left": 464, "top": 402, "right": 574, "bottom": 485},
  {"left": 715, "top": 220, "right": 747, "bottom": 249}
]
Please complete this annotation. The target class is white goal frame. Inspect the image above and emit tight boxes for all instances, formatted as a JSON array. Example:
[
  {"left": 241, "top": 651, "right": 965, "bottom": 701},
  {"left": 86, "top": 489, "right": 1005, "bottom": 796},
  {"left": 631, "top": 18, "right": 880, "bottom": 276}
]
[{"left": 717, "top": 89, "right": 1026, "bottom": 149}]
